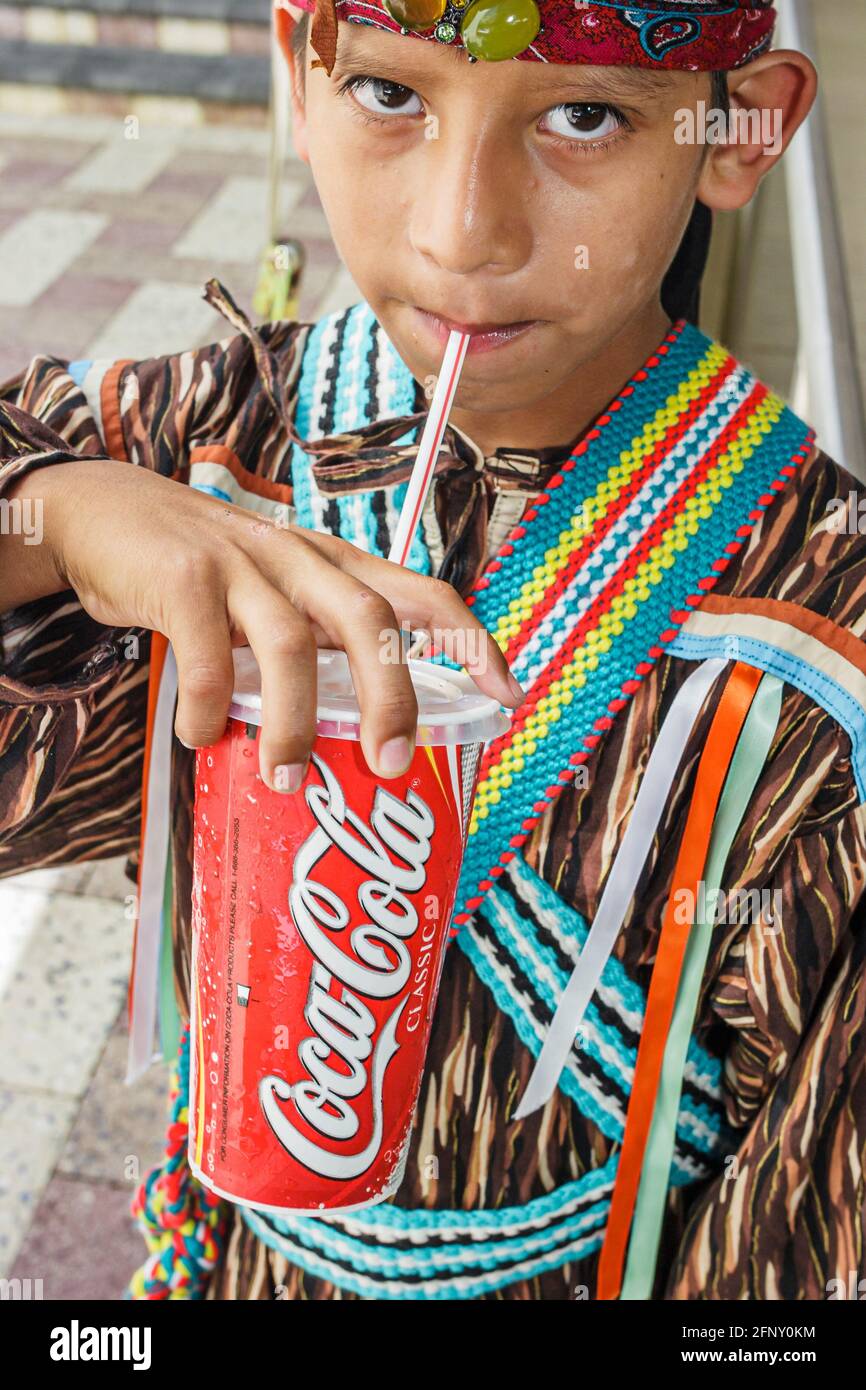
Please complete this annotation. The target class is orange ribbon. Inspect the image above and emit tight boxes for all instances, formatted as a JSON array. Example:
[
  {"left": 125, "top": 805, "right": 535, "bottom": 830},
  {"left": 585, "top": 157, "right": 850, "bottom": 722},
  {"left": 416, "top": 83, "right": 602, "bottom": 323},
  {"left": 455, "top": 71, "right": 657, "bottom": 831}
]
[{"left": 597, "top": 660, "right": 764, "bottom": 1300}]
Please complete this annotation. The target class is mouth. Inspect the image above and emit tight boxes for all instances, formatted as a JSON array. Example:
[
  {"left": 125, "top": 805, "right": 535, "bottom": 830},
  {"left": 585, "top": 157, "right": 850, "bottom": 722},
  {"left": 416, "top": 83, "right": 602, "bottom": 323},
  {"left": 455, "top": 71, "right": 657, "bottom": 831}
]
[{"left": 412, "top": 306, "right": 541, "bottom": 356}]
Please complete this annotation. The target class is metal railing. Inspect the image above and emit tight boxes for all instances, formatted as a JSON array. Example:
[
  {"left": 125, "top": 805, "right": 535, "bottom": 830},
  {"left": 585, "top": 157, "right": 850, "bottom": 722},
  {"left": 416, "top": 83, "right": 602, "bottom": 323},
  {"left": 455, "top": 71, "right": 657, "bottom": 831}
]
[{"left": 776, "top": 0, "right": 865, "bottom": 476}]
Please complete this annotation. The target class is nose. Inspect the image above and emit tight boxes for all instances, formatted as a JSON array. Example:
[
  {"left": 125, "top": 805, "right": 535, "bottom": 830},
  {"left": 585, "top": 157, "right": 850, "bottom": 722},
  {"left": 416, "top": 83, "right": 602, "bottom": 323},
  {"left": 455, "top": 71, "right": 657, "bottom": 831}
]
[{"left": 409, "top": 118, "right": 533, "bottom": 279}]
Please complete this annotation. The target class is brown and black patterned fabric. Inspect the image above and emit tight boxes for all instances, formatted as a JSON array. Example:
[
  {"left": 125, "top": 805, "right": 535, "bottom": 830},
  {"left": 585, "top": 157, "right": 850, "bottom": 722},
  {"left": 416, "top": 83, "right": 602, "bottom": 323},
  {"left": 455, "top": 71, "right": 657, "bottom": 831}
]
[{"left": 1, "top": 296, "right": 864, "bottom": 1300}]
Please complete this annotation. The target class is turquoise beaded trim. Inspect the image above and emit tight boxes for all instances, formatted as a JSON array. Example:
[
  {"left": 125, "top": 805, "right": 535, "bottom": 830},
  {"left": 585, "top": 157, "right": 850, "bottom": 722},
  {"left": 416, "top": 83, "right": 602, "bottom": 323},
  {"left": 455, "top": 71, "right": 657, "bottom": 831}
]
[
  {"left": 448, "top": 329, "right": 813, "bottom": 926},
  {"left": 458, "top": 853, "right": 731, "bottom": 1182},
  {"left": 242, "top": 1153, "right": 616, "bottom": 1300}
]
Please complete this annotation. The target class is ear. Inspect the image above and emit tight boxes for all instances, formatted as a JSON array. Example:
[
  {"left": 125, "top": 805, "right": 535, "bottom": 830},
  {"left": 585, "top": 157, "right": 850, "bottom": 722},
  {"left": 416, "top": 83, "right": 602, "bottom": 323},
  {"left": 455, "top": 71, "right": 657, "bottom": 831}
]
[
  {"left": 274, "top": 5, "right": 310, "bottom": 165},
  {"left": 696, "top": 49, "right": 818, "bottom": 213}
]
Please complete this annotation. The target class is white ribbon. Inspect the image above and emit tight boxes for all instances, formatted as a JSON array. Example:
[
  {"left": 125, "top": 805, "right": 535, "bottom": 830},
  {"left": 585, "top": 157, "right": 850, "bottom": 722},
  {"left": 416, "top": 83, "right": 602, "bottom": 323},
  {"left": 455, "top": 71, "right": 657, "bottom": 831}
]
[
  {"left": 513, "top": 657, "right": 729, "bottom": 1122},
  {"left": 125, "top": 642, "right": 178, "bottom": 1084}
]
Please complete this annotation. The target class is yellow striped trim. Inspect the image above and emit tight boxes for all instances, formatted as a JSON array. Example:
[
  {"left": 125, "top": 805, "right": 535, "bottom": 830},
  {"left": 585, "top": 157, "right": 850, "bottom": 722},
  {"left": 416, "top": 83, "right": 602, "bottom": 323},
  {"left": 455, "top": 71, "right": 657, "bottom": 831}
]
[
  {"left": 489, "top": 342, "right": 730, "bottom": 651},
  {"left": 467, "top": 391, "right": 785, "bottom": 835}
]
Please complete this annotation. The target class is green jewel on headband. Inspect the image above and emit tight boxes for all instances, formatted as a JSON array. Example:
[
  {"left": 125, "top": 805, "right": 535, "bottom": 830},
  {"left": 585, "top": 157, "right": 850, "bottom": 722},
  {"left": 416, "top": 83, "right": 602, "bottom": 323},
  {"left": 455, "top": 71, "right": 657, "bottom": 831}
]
[{"left": 382, "top": 0, "right": 542, "bottom": 62}]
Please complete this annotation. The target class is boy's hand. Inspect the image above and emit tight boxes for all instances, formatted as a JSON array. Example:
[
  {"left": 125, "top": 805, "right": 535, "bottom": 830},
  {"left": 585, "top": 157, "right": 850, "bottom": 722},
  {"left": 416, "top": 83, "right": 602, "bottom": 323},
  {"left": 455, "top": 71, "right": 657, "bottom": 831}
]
[{"left": 12, "top": 459, "right": 524, "bottom": 788}]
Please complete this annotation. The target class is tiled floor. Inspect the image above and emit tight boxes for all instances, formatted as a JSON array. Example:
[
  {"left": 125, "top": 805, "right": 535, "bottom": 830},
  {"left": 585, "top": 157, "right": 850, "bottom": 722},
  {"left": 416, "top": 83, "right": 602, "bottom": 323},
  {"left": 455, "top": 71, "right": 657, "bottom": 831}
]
[
  {"left": 0, "top": 108, "right": 354, "bottom": 1297},
  {"left": 0, "top": 856, "right": 153, "bottom": 1294},
  {"left": 0, "top": 109, "right": 359, "bottom": 382}
]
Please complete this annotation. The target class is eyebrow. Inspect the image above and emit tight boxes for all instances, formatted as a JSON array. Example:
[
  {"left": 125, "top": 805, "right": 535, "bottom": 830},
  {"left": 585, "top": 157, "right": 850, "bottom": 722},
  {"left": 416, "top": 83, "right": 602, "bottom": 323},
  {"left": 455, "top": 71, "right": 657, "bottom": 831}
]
[
  {"left": 553, "top": 66, "right": 679, "bottom": 104},
  {"left": 333, "top": 24, "right": 466, "bottom": 75},
  {"left": 332, "top": 26, "right": 679, "bottom": 102}
]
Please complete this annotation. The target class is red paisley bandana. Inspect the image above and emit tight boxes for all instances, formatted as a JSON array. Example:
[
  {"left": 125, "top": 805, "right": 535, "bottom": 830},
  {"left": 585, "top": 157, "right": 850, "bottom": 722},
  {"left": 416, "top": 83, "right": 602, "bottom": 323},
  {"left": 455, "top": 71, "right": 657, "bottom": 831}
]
[{"left": 287, "top": 0, "right": 777, "bottom": 71}]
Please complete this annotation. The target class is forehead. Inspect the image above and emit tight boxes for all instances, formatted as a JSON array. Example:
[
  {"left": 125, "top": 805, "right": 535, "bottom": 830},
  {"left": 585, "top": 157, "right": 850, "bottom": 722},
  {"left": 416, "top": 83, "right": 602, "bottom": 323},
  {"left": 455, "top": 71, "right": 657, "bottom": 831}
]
[{"left": 329, "top": 20, "right": 696, "bottom": 104}]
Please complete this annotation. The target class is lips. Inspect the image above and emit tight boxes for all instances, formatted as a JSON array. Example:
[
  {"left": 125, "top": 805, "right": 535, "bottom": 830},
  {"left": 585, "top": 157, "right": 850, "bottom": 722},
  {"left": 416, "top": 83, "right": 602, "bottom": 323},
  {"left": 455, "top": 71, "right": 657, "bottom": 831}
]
[
  {"left": 413, "top": 306, "right": 540, "bottom": 356},
  {"left": 429, "top": 312, "right": 535, "bottom": 336}
]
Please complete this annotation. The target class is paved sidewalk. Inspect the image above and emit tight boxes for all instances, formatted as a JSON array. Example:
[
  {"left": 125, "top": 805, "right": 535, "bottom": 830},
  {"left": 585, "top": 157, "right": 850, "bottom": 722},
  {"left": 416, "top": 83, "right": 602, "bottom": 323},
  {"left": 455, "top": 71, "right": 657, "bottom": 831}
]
[{"left": 0, "top": 108, "right": 354, "bottom": 1298}]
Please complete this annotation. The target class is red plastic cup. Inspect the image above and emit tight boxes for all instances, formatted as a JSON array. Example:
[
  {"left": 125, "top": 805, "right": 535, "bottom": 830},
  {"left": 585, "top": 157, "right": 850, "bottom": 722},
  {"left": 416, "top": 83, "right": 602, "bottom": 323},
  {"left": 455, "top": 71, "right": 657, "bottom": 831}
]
[{"left": 188, "top": 647, "right": 509, "bottom": 1214}]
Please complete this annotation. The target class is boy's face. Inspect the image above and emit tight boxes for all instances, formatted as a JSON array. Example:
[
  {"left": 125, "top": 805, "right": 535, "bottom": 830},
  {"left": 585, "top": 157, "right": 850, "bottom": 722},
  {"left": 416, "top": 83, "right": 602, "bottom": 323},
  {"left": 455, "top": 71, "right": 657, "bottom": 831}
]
[{"left": 296, "top": 25, "right": 709, "bottom": 419}]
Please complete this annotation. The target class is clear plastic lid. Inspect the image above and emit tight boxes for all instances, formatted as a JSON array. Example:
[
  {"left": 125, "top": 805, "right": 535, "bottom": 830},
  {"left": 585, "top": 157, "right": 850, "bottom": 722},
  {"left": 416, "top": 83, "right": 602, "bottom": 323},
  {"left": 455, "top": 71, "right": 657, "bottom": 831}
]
[{"left": 228, "top": 647, "right": 511, "bottom": 747}]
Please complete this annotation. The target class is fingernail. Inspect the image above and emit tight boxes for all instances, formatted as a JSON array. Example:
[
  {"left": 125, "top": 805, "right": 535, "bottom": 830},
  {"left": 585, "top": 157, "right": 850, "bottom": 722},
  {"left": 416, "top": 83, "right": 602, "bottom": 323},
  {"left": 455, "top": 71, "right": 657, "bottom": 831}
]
[
  {"left": 507, "top": 673, "right": 526, "bottom": 704},
  {"left": 270, "top": 762, "right": 306, "bottom": 794},
  {"left": 378, "top": 736, "right": 413, "bottom": 775},
  {"left": 177, "top": 736, "right": 196, "bottom": 750}
]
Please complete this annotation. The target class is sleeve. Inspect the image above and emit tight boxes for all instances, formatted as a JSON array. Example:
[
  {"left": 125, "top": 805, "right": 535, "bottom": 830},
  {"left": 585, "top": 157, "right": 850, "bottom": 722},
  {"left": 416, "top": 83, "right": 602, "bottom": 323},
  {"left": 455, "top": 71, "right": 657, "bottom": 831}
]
[
  {"left": 657, "top": 451, "right": 866, "bottom": 1298},
  {"left": 665, "top": 801, "right": 866, "bottom": 1300},
  {"left": 0, "top": 318, "right": 299, "bottom": 877}
]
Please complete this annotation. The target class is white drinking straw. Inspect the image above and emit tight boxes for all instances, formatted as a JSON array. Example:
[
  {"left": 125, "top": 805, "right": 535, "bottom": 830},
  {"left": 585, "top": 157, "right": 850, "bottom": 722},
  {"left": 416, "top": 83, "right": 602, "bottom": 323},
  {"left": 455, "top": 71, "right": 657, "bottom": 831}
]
[{"left": 388, "top": 329, "right": 470, "bottom": 567}]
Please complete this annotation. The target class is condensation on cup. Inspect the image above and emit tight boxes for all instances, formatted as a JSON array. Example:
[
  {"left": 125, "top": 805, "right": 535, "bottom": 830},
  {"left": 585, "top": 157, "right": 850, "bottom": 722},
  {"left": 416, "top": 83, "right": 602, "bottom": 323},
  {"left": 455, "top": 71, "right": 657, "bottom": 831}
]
[{"left": 188, "top": 646, "right": 510, "bottom": 1215}]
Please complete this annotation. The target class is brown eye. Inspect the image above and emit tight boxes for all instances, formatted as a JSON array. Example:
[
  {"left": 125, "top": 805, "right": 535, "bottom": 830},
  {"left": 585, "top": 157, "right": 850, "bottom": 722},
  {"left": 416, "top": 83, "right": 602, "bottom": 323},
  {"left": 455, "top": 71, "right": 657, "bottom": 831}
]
[
  {"left": 541, "top": 102, "right": 624, "bottom": 142},
  {"left": 372, "top": 79, "right": 414, "bottom": 108},
  {"left": 564, "top": 103, "right": 610, "bottom": 132},
  {"left": 351, "top": 77, "right": 424, "bottom": 117}
]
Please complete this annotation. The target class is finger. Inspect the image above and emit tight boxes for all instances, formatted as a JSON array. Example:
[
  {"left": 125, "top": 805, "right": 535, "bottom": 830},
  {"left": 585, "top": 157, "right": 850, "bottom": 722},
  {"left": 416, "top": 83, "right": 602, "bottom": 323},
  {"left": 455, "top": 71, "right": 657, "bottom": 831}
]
[
  {"left": 238, "top": 520, "right": 519, "bottom": 705},
  {"left": 287, "top": 550, "right": 419, "bottom": 778},
  {"left": 261, "top": 527, "right": 524, "bottom": 708},
  {"left": 228, "top": 576, "right": 318, "bottom": 793},
  {"left": 330, "top": 548, "right": 525, "bottom": 708},
  {"left": 168, "top": 590, "right": 235, "bottom": 750}
]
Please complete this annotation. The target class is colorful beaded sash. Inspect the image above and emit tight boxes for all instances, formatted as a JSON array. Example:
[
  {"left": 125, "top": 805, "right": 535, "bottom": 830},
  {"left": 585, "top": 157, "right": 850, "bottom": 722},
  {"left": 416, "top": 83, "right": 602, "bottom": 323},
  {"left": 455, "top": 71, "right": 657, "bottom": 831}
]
[{"left": 448, "top": 327, "right": 813, "bottom": 926}]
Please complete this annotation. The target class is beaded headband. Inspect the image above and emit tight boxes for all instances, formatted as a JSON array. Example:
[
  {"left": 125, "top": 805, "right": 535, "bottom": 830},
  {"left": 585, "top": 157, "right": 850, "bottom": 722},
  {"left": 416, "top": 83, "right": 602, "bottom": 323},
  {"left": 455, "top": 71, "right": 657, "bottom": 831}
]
[{"left": 283, "top": 0, "right": 777, "bottom": 74}]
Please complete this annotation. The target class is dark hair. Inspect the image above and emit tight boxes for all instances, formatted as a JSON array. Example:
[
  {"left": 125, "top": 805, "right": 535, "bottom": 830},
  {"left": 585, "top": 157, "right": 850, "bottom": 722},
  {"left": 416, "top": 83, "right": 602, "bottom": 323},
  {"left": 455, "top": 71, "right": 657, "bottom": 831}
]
[
  {"left": 711, "top": 69, "right": 731, "bottom": 116},
  {"left": 661, "top": 200, "right": 712, "bottom": 325},
  {"left": 661, "top": 72, "right": 728, "bottom": 325},
  {"left": 288, "top": 24, "right": 723, "bottom": 327}
]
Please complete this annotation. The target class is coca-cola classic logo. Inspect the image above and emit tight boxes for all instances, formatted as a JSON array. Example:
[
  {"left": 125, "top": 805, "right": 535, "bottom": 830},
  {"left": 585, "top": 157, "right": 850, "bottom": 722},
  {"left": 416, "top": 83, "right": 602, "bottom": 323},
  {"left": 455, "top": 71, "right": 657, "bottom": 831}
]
[{"left": 259, "top": 753, "right": 435, "bottom": 1180}]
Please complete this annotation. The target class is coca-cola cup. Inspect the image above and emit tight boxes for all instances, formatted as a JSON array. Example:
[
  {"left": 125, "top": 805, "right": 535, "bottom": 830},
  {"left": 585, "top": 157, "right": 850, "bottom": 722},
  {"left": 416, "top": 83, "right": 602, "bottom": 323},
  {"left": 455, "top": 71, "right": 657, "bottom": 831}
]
[{"left": 189, "top": 646, "right": 509, "bottom": 1214}]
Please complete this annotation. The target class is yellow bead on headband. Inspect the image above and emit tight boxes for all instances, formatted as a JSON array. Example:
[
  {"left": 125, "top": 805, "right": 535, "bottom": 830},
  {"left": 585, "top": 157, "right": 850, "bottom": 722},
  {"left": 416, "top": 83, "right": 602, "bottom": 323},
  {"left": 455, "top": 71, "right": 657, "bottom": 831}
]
[{"left": 383, "top": 0, "right": 542, "bottom": 63}]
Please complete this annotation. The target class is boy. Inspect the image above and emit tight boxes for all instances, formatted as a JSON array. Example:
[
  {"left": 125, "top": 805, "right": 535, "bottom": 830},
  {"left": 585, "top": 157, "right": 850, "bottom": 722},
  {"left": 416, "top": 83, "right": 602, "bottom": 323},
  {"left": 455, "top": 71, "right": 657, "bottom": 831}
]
[{"left": 0, "top": 0, "right": 864, "bottom": 1300}]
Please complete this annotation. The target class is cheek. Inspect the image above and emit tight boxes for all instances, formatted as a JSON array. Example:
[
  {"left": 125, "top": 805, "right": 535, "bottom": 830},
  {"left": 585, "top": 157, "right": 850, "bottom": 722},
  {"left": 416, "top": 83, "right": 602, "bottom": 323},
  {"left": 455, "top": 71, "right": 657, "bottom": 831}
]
[
  {"left": 588, "top": 166, "right": 695, "bottom": 294},
  {"left": 531, "top": 147, "right": 697, "bottom": 306},
  {"left": 306, "top": 125, "right": 410, "bottom": 281}
]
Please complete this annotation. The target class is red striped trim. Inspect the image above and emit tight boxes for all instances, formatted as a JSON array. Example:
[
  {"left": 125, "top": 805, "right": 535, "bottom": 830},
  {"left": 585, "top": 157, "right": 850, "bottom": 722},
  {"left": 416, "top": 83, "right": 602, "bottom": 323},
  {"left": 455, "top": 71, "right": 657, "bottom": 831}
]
[
  {"left": 466, "top": 322, "right": 686, "bottom": 607},
  {"left": 496, "top": 353, "right": 740, "bottom": 667},
  {"left": 451, "top": 423, "right": 816, "bottom": 927},
  {"left": 478, "top": 382, "right": 769, "bottom": 769}
]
